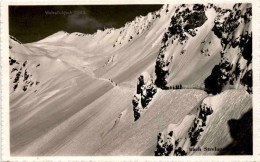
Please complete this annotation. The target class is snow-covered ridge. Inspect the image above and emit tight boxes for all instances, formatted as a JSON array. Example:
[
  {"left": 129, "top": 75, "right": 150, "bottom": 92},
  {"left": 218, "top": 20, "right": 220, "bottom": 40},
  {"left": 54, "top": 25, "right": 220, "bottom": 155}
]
[
  {"left": 112, "top": 6, "right": 164, "bottom": 47},
  {"left": 36, "top": 5, "right": 169, "bottom": 53}
]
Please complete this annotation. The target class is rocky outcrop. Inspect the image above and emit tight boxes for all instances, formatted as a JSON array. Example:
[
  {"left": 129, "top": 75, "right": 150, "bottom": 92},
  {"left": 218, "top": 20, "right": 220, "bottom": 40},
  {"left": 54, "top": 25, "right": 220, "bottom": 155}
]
[
  {"left": 204, "top": 58, "right": 233, "bottom": 94},
  {"left": 155, "top": 4, "right": 208, "bottom": 89},
  {"left": 132, "top": 72, "right": 157, "bottom": 121},
  {"left": 241, "top": 69, "right": 252, "bottom": 94},
  {"left": 9, "top": 56, "right": 40, "bottom": 92},
  {"left": 232, "top": 32, "right": 252, "bottom": 63},
  {"left": 168, "top": 4, "right": 207, "bottom": 44},
  {"left": 188, "top": 103, "right": 213, "bottom": 146},
  {"left": 154, "top": 53, "right": 170, "bottom": 89},
  {"left": 155, "top": 102, "right": 213, "bottom": 156},
  {"left": 205, "top": 3, "right": 252, "bottom": 95}
]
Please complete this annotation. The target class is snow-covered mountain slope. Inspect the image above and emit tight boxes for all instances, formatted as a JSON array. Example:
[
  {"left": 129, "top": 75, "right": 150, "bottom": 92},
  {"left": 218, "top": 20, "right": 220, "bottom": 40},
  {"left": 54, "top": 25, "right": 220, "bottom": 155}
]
[{"left": 10, "top": 3, "right": 252, "bottom": 156}]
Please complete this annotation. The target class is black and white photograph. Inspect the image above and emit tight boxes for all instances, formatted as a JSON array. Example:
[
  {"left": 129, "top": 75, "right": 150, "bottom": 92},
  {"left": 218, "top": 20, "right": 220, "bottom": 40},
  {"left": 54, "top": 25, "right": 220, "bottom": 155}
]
[{"left": 1, "top": 0, "right": 257, "bottom": 160}]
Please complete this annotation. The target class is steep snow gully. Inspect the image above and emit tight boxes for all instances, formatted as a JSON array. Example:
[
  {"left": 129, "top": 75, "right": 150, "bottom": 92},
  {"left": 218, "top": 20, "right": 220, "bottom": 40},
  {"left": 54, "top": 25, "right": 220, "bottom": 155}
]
[{"left": 10, "top": 3, "right": 252, "bottom": 156}]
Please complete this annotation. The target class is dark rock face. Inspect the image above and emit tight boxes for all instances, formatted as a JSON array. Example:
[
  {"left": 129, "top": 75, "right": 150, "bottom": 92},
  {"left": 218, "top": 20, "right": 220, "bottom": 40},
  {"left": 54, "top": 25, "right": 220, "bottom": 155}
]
[
  {"left": 155, "top": 132, "right": 174, "bottom": 156},
  {"left": 212, "top": 3, "right": 252, "bottom": 53},
  {"left": 155, "top": 135, "right": 187, "bottom": 156},
  {"left": 132, "top": 95, "right": 141, "bottom": 120},
  {"left": 229, "top": 62, "right": 241, "bottom": 86},
  {"left": 23, "top": 61, "right": 27, "bottom": 67},
  {"left": 212, "top": 7, "right": 240, "bottom": 49},
  {"left": 11, "top": 68, "right": 18, "bottom": 73},
  {"left": 154, "top": 57, "right": 169, "bottom": 89},
  {"left": 132, "top": 73, "right": 157, "bottom": 121},
  {"left": 13, "top": 84, "right": 18, "bottom": 91},
  {"left": 174, "top": 147, "right": 187, "bottom": 156},
  {"left": 241, "top": 69, "right": 252, "bottom": 94},
  {"left": 13, "top": 71, "right": 21, "bottom": 84},
  {"left": 188, "top": 103, "right": 213, "bottom": 146},
  {"left": 232, "top": 32, "right": 252, "bottom": 63},
  {"left": 211, "top": 3, "right": 252, "bottom": 52},
  {"left": 242, "top": 7, "right": 252, "bottom": 23},
  {"left": 168, "top": 4, "right": 207, "bottom": 43},
  {"left": 183, "top": 10, "right": 207, "bottom": 32},
  {"left": 24, "top": 69, "right": 29, "bottom": 81},
  {"left": 205, "top": 4, "right": 252, "bottom": 95},
  {"left": 141, "top": 84, "right": 157, "bottom": 108},
  {"left": 23, "top": 84, "right": 28, "bottom": 91},
  {"left": 154, "top": 102, "right": 213, "bottom": 156},
  {"left": 9, "top": 56, "right": 40, "bottom": 92},
  {"left": 155, "top": 4, "right": 208, "bottom": 89},
  {"left": 137, "top": 75, "right": 144, "bottom": 94},
  {"left": 241, "top": 34, "right": 252, "bottom": 63},
  {"left": 9, "top": 57, "right": 19, "bottom": 65},
  {"left": 193, "top": 4, "right": 205, "bottom": 11},
  {"left": 13, "top": 71, "right": 21, "bottom": 91},
  {"left": 204, "top": 59, "right": 232, "bottom": 95},
  {"left": 234, "top": 62, "right": 241, "bottom": 79}
]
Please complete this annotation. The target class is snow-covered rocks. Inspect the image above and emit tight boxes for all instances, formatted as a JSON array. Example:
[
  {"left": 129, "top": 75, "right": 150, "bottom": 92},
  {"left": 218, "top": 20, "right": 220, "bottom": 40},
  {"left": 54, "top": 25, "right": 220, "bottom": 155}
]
[
  {"left": 9, "top": 56, "right": 40, "bottom": 92},
  {"left": 188, "top": 103, "right": 213, "bottom": 146},
  {"left": 154, "top": 4, "right": 208, "bottom": 89},
  {"left": 154, "top": 102, "right": 213, "bottom": 156},
  {"left": 241, "top": 69, "right": 252, "bottom": 93},
  {"left": 204, "top": 58, "right": 233, "bottom": 94},
  {"left": 133, "top": 72, "right": 157, "bottom": 121},
  {"left": 112, "top": 8, "right": 162, "bottom": 48}
]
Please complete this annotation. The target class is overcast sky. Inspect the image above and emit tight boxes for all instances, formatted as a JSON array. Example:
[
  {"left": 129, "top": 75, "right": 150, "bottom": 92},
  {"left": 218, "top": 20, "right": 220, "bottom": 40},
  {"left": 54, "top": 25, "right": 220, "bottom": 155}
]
[{"left": 9, "top": 5, "right": 163, "bottom": 43}]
